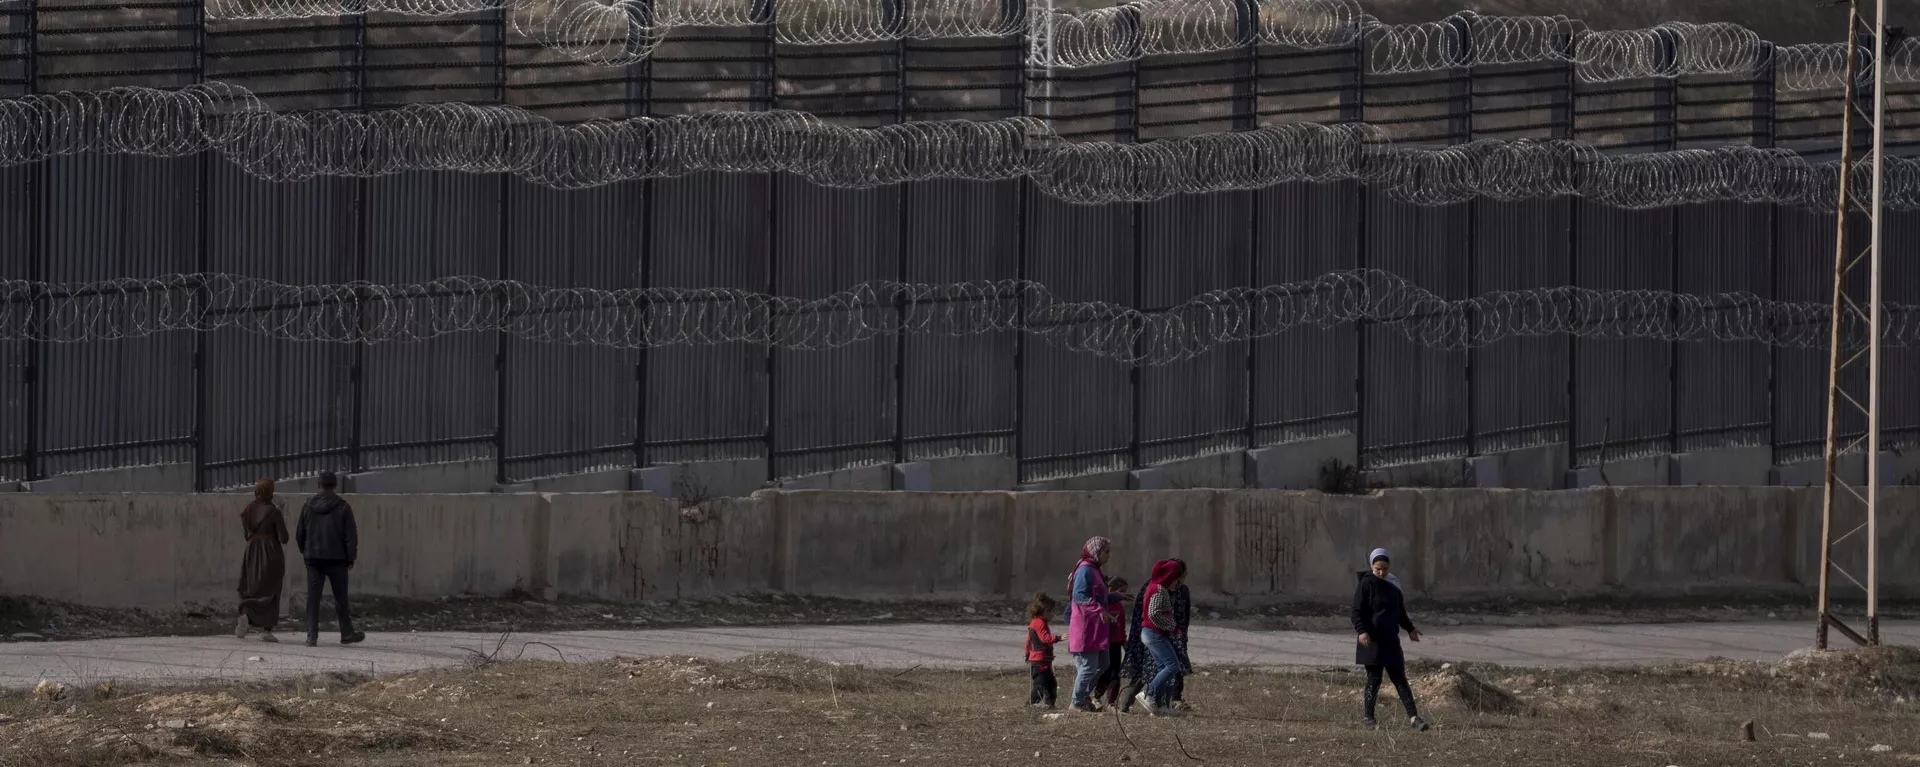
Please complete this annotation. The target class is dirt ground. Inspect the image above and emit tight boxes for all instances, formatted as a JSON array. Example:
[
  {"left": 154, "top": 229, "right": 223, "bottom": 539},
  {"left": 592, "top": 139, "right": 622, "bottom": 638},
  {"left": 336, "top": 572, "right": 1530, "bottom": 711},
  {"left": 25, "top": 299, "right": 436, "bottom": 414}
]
[
  {"left": 4, "top": 593, "right": 1904, "bottom": 644},
  {"left": 4, "top": 644, "right": 1919, "bottom": 767}
]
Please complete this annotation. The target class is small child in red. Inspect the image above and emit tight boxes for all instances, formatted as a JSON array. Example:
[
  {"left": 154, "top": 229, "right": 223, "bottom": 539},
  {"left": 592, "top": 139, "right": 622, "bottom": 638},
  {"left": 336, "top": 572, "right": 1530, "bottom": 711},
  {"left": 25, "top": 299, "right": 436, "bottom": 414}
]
[
  {"left": 1093, "top": 577, "right": 1130, "bottom": 707},
  {"left": 1025, "top": 592, "right": 1061, "bottom": 708}
]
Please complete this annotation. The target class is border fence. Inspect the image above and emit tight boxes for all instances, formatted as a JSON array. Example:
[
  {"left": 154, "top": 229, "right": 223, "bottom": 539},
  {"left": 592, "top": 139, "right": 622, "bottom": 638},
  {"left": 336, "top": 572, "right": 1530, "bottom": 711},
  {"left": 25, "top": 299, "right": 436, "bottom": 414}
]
[{"left": 1, "top": 1, "right": 1918, "bottom": 490}]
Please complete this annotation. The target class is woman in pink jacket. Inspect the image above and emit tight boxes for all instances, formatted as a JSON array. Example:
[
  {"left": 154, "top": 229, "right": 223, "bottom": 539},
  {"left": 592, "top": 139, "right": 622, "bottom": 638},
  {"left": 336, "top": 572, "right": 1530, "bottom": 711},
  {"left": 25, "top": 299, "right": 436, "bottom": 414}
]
[{"left": 1064, "top": 535, "right": 1114, "bottom": 712}]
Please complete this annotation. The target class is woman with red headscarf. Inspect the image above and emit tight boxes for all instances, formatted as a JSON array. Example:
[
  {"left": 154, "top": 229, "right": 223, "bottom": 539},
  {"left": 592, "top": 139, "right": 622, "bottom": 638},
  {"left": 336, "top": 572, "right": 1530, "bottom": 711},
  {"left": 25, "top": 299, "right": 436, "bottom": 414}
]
[
  {"left": 1063, "top": 535, "right": 1113, "bottom": 712},
  {"left": 1132, "top": 558, "right": 1187, "bottom": 716}
]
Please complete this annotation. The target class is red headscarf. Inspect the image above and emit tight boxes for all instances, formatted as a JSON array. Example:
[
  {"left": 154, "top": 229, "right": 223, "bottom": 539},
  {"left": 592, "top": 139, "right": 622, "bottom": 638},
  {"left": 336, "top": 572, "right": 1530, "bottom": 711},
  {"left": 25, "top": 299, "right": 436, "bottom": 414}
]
[{"left": 1138, "top": 558, "right": 1185, "bottom": 627}]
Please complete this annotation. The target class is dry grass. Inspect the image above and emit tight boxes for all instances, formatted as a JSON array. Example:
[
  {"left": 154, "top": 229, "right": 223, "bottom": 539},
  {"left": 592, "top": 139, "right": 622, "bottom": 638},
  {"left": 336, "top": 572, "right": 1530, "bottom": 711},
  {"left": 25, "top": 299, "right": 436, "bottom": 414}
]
[{"left": 3, "top": 649, "right": 1919, "bottom": 767}]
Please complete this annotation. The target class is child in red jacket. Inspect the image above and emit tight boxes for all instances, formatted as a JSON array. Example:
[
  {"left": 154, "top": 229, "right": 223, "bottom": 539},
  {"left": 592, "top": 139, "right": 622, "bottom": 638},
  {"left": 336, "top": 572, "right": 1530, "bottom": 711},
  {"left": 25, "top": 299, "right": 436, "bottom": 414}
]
[
  {"left": 1093, "top": 577, "right": 1129, "bottom": 707},
  {"left": 1025, "top": 592, "right": 1062, "bottom": 708}
]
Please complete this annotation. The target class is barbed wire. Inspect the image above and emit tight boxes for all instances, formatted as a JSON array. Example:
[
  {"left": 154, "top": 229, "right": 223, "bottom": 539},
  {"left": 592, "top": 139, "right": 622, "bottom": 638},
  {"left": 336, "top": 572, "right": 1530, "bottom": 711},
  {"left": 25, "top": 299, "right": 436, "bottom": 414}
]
[
  {"left": 1, "top": 82, "right": 1912, "bottom": 207},
  {"left": 0, "top": 270, "right": 1904, "bottom": 364},
  {"left": 193, "top": 0, "right": 1903, "bottom": 88}
]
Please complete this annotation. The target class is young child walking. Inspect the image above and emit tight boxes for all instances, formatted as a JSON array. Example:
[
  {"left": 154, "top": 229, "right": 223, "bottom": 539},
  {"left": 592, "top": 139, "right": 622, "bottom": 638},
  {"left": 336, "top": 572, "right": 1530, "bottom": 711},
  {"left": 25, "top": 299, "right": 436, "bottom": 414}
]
[
  {"left": 1025, "top": 592, "right": 1062, "bottom": 708},
  {"left": 1092, "top": 577, "right": 1129, "bottom": 708}
]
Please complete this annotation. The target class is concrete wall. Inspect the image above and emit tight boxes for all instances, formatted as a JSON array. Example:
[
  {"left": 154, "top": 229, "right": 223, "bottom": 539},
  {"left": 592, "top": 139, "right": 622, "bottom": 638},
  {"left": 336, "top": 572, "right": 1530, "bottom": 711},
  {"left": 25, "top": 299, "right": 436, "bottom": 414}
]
[
  {"left": 1247, "top": 435, "right": 1360, "bottom": 490},
  {"left": 894, "top": 454, "right": 1019, "bottom": 492},
  {"left": 1131, "top": 451, "right": 1246, "bottom": 490},
  {"left": 7, "top": 487, "right": 1919, "bottom": 611},
  {"left": 22, "top": 463, "right": 196, "bottom": 493}
]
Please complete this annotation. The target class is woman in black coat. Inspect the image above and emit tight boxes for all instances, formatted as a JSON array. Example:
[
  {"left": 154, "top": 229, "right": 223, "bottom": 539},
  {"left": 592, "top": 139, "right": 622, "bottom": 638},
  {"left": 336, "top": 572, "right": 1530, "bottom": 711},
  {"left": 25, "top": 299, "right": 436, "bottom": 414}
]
[{"left": 1352, "top": 548, "right": 1429, "bottom": 731}]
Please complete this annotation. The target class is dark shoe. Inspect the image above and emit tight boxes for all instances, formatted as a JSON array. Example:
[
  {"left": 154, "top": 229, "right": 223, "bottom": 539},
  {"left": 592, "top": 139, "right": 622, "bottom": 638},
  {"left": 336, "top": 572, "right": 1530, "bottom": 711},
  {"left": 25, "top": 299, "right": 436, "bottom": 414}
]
[
  {"left": 1362, "top": 718, "right": 1377, "bottom": 731},
  {"left": 304, "top": 637, "right": 318, "bottom": 647},
  {"left": 341, "top": 631, "right": 365, "bottom": 645},
  {"left": 1071, "top": 701, "right": 1100, "bottom": 714},
  {"left": 1410, "top": 716, "right": 1430, "bottom": 732}
]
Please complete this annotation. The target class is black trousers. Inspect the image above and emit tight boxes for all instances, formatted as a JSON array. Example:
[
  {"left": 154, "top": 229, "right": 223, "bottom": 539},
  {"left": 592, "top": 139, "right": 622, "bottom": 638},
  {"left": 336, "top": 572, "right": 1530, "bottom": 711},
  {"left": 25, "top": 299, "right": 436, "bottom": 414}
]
[
  {"left": 1029, "top": 663, "right": 1057, "bottom": 707},
  {"left": 1364, "top": 664, "right": 1418, "bottom": 720},
  {"left": 304, "top": 560, "right": 356, "bottom": 640},
  {"left": 1092, "top": 645, "right": 1123, "bottom": 702}
]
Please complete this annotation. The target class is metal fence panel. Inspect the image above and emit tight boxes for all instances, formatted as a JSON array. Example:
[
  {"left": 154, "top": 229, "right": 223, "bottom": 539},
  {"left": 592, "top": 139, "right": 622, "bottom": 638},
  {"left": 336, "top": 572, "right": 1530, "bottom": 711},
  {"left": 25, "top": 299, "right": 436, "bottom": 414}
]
[
  {"left": 646, "top": 172, "right": 770, "bottom": 466},
  {"left": 38, "top": 155, "right": 198, "bottom": 477},
  {"left": 1251, "top": 182, "right": 1359, "bottom": 447},
  {"left": 1572, "top": 203, "right": 1676, "bottom": 465},
  {"left": 499, "top": 180, "right": 644, "bottom": 482},
  {"left": 201, "top": 165, "right": 356, "bottom": 489},
  {"left": 358, "top": 171, "right": 500, "bottom": 470},
  {"left": 1020, "top": 193, "right": 1133, "bottom": 482}
]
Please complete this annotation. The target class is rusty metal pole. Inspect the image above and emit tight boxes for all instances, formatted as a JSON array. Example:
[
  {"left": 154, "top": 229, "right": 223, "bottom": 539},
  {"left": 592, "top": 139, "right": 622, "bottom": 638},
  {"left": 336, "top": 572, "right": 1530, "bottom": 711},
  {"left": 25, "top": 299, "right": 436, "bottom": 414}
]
[{"left": 1816, "top": 0, "right": 1864, "bottom": 652}]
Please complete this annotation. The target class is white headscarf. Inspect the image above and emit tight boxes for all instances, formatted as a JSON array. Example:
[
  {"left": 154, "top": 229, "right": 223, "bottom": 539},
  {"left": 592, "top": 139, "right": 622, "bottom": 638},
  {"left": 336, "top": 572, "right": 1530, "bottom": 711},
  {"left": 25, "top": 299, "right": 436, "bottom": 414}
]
[{"left": 1369, "top": 548, "right": 1402, "bottom": 589}]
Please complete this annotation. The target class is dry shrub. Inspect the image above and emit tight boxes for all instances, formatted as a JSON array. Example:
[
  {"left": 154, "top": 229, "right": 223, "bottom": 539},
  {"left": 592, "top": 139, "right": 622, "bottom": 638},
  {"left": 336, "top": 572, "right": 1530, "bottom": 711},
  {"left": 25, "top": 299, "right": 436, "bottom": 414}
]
[
  {"left": 1774, "top": 645, "right": 1920, "bottom": 700},
  {"left": 1412, "top": 664, "right": 1524, "bottom": 715}
]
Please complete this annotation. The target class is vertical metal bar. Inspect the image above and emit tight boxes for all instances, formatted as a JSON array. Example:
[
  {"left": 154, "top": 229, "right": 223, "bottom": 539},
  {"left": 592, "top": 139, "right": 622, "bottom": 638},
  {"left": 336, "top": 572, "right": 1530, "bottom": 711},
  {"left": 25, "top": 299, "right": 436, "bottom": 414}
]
[
  {"left": 1562, "top": 32, "right": 1579, "bottom": 472},
  {"left": 22, "top": 0, "right": 39, "bottom": 483},
  {"left": 1127, "top": 15, "right": 1143, "bottom": 472},
  {"left": 1350, "top": 32, "right": 1368, "bottom": 467},
  {"left": 192, "top": 0, "right": 208, "bottom": 490},
  {"left": 1012, "top": 4, "right": 1029, "bottom": 484},
  {"left": 1666, "top": 38, "right": 1682, "bottom": 458},
  {"left": 1818, "top": 3, "right": 1864, "bottom": 651},
  {"left": 634, "top": 20, "right": 654, "bottom": 471},
  {"left": 1241, "top": 0, "right": 1258, "bottom": 452},
  {"left": 1762, "top": 52, "right": 1779, "bottom": 467},
  {"left": 1458, "top": 17, "right": 1476, "bottom": 458},
  {"left": 893, "top": 19, "right": 910, "bottom": 467},
  {"left": 1866, "top": 0, "right": 1888, "bottom": 645},
  {"left": 347, "top": 9, "right": 368, "bottom": 475},
  {"left": 763, "top": 17, "right": 779, "bottom": 482},
  {"left": 493, "top": 8, "right": 510, "bottom": 485}
]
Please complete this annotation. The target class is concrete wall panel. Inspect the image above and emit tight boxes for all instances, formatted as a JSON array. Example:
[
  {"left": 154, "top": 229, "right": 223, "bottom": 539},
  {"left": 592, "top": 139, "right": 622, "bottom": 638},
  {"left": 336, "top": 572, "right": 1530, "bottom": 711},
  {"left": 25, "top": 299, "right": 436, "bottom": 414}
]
[
  {"left": 1614, "top": 487, "right": 1796, "bottom": 592},
  {"left": 1420, "top": 489, "right": 1607, "bottom": 598},
  {"left": 1012, "top": 491, "right": 1222, "bottom": 600},
  {"left": 782, "top": 491, "right": 1008, "bottom": 598},
  {"left": 1227, "top": 491, "right": 1417, "bottom": 601}
]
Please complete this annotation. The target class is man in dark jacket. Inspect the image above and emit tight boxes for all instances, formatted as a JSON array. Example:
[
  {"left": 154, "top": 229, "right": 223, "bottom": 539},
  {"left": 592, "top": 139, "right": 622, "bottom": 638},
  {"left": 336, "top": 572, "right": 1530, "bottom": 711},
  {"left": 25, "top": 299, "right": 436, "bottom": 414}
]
[{"left": 296, "top": 471, "right": 365, "bottom": 647}]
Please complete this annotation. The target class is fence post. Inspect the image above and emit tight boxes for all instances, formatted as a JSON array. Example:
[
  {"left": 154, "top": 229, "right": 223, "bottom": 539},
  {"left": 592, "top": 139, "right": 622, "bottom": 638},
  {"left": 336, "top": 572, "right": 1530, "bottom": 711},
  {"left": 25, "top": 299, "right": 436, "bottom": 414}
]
[
  {"left": 1562, "top": 33, "right": 1580, "bottom": 471},
  {"left": 347, "top": 12, "right": 368, "bottom": 476},
  {"left": 1012, "top": 1, "right": 1029, "bottom": 484},
  {"left": 1127, "top": 22, "right": 1144, "bottom": 473},
  {"left": 1456, "top": 16, "right": 1476, "bottom": 458},
  {"left": 1666, "top": 38, "right": 1682, "bottom": 457},
  {"left": 893, "top": 13, "right": 910, "bottom": 468},
  {"left": 1761, "top": 50, "right": 1779, "bottom": 464},
  {"left": 493, "top": 9, "right": 510, "bottom": 486},
  {"left": 191, "top": 0, "right": 208, "bottom": 490},
  {"left": 762, "top": 19, "right": 779, "bottom": 483},
  {"left": 1349, "top": 30, "right": 1368, "bottom": 467},
  {"left": 1240, "top": 0, "right": 1259, "bottom": 453},
  {"left": 22, "top": 0, "right": 39, "bottom": 484},
  {"left": 633, "top": 23, "right": 654, "bottom": 473}
]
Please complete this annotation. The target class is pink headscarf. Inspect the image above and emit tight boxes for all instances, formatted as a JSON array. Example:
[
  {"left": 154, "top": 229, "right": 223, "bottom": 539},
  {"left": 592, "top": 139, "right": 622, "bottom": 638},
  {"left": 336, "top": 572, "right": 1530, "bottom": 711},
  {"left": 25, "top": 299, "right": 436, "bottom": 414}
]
[{"left": 1067, "top": 536, "right": 1111, "bottom": 594}]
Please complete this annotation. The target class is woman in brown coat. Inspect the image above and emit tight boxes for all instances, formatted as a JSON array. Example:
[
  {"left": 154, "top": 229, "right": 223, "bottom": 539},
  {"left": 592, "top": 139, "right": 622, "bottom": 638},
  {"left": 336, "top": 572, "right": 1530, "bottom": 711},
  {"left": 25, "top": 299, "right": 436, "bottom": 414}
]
[{"left": 236, "top": 479, "right": 290, "bottom": 642}]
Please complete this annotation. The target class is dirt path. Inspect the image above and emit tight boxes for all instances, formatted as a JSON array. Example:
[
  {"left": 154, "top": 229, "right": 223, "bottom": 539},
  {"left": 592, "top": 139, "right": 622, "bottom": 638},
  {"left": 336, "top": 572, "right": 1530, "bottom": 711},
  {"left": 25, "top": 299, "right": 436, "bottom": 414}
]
[{"left": 5, "top": 620, "right": 1914, "bottom": 690}]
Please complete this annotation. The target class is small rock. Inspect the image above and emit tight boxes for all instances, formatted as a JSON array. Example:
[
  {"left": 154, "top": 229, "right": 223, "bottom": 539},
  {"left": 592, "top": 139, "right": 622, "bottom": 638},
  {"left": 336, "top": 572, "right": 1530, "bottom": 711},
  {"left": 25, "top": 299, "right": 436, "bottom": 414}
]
[
  {"left": 0, "top": 714, "right": 13, "bottom": 724},
  {"left": 94, "top": 682, "right": 116, "bottom": 700},
  {"left": 159, "top": 719, "right": 189, "bottom": 730},
  {"left": 1440, "top": 662, "right": 1453, "bottom": 670},
  {"left": 310, "top": 688, "right": 327, "bottom": 694},
  {"left": 247, "top": 656, "right": 263, "bottom": 662},
  {"left": 1767, "top": 612, "right": 1778, "bottom": 619},
  {"left": 1288, "top": 737, "right": 1298, "bottom": 743},
  {"left": 1808, "top": 732, "right": 1831, "bottom": 740},
  {"left": 1041, "top": 713, "right": 1064, "bottom": 721},
  {"left": 1872, "top": 745, "right": 1893, "bottom": 753},
  {"left": 1208, "top": 611, "right": 1221, "bottom": 620},
  {"left": 961, "top": 606, "right": 976, "bottom": 614},
  {"left": 705, "top": 702, "right": 715, "bottom": 709}
]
